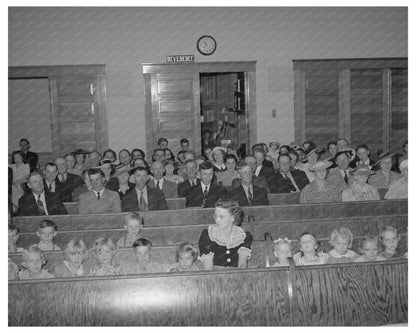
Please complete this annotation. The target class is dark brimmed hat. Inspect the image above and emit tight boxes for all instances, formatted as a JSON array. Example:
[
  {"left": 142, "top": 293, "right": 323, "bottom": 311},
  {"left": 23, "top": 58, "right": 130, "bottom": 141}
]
[
  {"left": 374, "top": 151, "right": 397, "bottom": 165},
  {"left": 98, "top": 159, "right": 113, "bottom": 167},
  {"left": 114, "top": 166, "right": 134, "bottom": 177},
  {"left": 72, "top": 148, "right": 89, "bottom": 155}
]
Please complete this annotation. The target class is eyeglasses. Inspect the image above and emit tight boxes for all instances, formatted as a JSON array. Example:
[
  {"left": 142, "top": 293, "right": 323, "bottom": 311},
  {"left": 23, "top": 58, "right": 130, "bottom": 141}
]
[{"left": 212, "top": 214, "right": 232, "bottom": 220}]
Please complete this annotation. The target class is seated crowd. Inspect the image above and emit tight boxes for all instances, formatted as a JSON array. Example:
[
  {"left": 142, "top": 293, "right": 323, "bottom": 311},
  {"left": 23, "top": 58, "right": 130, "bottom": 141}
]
[
  {"left": 8, "top": 137, "right": 408, "bottom": 217},
  {"left": 8, "top": 200, "right": 407, "bottom": 280},
  {"left": 8, "top": 137, "right": 408, "bottom": 280}
]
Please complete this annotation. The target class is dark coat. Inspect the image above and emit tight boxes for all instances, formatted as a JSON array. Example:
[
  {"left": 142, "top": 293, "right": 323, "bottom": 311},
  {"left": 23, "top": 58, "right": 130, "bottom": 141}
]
[
  {"left": 185, "top": 183, "right": 227, "bottom": 208},
  {"left": 269, "top": 170, "right": 310, "bottom": 194},
  {"left": 178, "top": 178, "right": 200, "bottom": 198},
  {"left": 227, "top": 184, "right": 269, "bottom": 206},
  {"left": 56, "top": 173, "right": 84, "bottom": 202},
  {"left": 121, "top": 186, "right": 168, "bottom": 212},
  {"left": 17, "top": 191, "right": 68, "bottom": 216}
]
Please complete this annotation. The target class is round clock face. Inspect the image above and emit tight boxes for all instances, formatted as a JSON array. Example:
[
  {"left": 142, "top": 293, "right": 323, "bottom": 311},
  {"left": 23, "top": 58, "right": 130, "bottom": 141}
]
[{"left": 197, "top": 35, "right": 217, "bottom": 56}]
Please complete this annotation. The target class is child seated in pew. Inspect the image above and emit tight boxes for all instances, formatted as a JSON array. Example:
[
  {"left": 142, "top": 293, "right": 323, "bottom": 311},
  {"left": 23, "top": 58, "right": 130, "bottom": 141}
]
[
  {"left": 9, "top": 258, "right": 19, "bottom": 280},
  {"left": 117, "top": 212, "right": 144, "bottom": 248},
  {"left": 8, "top": 224, "right": 24, "bottom": 253},
  {"left": 327, "top": 228, "right": 358, "bottom": 264},
  {"left": 18, "top": 245, "right": 55, "bottom": 280},
  {"left": 293, "top": 232, "right": 328, "bottom": 266},
  {"left": 32, "top": 220, "right": 61, "bottom": 251},
  {"left": 50, "top": 239, "right": 91, "bottom": 278},
  {"left": 91, "top": 238, "right": 123, "bottom": 276},
  {"left": 353, "top": 235, "right": 386, "bottom": 262},
  {"left": 170, "top": 243, "right": 201, "bottom": 272},
  {"left": 124, "top": 238, "right": 159, "bottom": 274},
  {"left": 271, "top": 238, "right": 292, "bottom": 267},
  {"left": 379, "top": 225, "right": 405, "bottom": 259}
]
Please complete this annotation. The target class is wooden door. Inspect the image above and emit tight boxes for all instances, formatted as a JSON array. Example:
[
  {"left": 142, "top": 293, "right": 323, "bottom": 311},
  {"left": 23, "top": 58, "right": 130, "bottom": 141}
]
[
  {"left": 50, "top": 73, "right": 108, "bottom": 156},
  {"left": 389, "top": 68, "right": 408, "bottom": 151},
  {"left": 148, "top": 72, "right": 201, "bottom": 155}
]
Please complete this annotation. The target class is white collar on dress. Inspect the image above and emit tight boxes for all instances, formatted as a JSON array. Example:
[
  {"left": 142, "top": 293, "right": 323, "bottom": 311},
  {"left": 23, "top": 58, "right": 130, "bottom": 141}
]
[{"left": 208, "top": 224, "right": 246, "bottom": 249}]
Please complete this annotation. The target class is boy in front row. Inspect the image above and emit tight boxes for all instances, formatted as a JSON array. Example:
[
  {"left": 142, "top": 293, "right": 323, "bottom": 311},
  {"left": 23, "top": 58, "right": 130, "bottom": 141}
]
[{"left": 124, "top": 238, "right": 159, "bottom": 274}]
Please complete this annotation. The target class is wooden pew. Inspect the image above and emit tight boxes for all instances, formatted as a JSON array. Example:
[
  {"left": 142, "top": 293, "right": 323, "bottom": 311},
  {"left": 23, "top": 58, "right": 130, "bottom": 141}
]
[
  {"left": 63, "top": 197, "right": 187, "bottom": 214},
  {"left": 61, "top": 189, "right": 391, "bottom": 213},
  {"left": 13, "top": 199, "right": 408, "bottom": 231},
  {"left": 15, "top": 215, "right": 408, "bottom": 249},
  {"left": 8, "top": 260, "right": 407, "bottom": 326}
]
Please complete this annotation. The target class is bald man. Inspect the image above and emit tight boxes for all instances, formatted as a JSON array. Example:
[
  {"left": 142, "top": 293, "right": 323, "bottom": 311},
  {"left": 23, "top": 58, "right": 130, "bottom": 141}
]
[{"left": 147, "top": 160, "right": 178, "bottom": 198}]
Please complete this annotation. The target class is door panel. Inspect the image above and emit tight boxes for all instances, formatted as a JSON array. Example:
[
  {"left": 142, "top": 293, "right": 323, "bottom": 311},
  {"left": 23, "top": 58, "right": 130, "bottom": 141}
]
[
  {"left": 50, "top": 75, "right": 101, "bottom": 156},
  {"left": 150, "top": 72, "right": 200, "bottom": 154}
]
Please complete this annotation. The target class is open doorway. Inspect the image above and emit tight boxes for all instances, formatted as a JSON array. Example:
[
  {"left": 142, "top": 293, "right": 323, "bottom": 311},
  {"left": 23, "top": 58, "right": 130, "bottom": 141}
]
[{"left": 200, "top": 72, "right": 247, "bottom": 159}]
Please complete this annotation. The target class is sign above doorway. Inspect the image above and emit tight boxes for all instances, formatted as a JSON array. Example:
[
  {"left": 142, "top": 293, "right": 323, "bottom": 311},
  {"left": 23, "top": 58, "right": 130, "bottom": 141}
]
[{"left": 166, "top": 55, "right": 195, "bottom": 63}]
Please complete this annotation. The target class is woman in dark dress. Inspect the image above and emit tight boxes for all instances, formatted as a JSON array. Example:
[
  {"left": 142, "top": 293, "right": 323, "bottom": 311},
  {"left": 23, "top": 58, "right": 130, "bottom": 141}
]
[{"left": 198, "top": 199, "right": 253, "bottom": 270}]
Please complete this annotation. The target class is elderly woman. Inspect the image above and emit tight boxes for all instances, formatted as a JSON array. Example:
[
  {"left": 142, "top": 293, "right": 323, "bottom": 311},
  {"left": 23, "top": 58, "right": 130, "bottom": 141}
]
[
  {"left": 198, "top": 199, "right": 253, "bottom": 270},
  {"left": 385, "top": 159, "right": 408, "bottom": 199},
  {"left": 368, "top": 152, "right": 402, "bottom": 189},
  {"left": 210, "top": 147, "right": 227, "bottom": 172},
  {"left": 215, "top": 154, "right": 239, "bottom": 188},
  {"left": 299, "top": 161, "right": 341, "bottom": 203},
  {"left": 342, "top": 165, "right": 380, "bottom": 202}
]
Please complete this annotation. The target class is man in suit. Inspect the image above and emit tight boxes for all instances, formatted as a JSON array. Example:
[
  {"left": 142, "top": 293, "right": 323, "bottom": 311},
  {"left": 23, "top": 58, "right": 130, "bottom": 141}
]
[
  {"left": 269, "top": 154, "right": 309, "bottom": 193},
  {"left": 178, "top": 160, "right": 199, "bottom": 197},
  {"left": 253, "top": 147, "right": 275, "bottom": 184},
  {"left": 78, "top": 169, "right": 121, "bottom": 214},
  {"left": 186, "top": 161, "right": 226, "bottom": 208},
  {"left": 349, "top": 144, "right": 378, "bottom": 170},
  {"left": 148, "top": 160, "right": 178, "bottom": 198},
  {"left": 326, "top": 151, "right": 353, "bottom": 193},
  {"left": 54, "top": 156, "right": 83, "bottom": 202},
  {"left": 17, "top": 172, "right": 67, "bottom": 216},
  {"left": 12, "top": 138, "right": 38, "bottom": 172},
  {"left": 231, "top": 155, "right": 270, "bottom": 192},
  {"left": 228, "top": 163, "right": 269, "bottom": 206},
  {"left": 122, "top": 166, "right": 168, "bottom": 212},
  {"left": 43, "top": 162, "right": 62, "bottom": 198}
]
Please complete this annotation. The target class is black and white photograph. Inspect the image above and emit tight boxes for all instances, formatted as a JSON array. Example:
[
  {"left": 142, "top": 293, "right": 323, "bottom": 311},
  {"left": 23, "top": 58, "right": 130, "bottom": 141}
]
[{"left": 6, "top": 2, "right": 409, "bottom": 326}]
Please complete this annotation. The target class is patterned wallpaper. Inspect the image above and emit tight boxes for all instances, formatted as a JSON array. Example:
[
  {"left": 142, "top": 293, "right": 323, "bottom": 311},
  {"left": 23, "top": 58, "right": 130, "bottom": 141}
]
[
  {"left": 8, "top": 7, "right": 407, "bottom": 153},
  {"left": 8, "top": 79, "right": 52, "bottom": 153}
]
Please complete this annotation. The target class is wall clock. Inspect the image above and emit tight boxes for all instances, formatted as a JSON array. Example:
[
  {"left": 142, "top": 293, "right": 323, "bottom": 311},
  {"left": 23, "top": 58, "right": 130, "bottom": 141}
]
[{"left": 197, "top": 35, "right": 217, "bottom": 56}]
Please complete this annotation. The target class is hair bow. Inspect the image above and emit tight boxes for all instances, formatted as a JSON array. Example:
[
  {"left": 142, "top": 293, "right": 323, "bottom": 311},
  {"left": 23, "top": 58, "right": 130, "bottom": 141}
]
[{"left": 273, "top": 237, "right": 291, "bottom": 244}]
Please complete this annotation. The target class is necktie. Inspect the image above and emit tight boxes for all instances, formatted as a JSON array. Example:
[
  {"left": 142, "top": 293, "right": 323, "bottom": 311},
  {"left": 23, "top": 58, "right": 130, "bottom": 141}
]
[
  {"left": 48, "top": 183, "right": 52, "bottom": 192},
  {"left": 157, "top": 180, "right": 161, "bottom": 190},
  {"left": 96, "top": 192, "right": 101, "bottom": 200},
  {"left": 343, "top": 171, "right": 349, "bottom": 185},
  {"left": 139, "top": 190, "right": 148, "bottom": 212},
  {"left": 37, "top": 195, "right": 46, "bottom": 215},
  {"left": 247, "top": 187, "right": 253, "bottom": 205},
  {"left": 202, "top": 186, "right": 209, "bottom": 208},
  {"left": 283, "top": 174, "right": 297, "bottom": 192}
]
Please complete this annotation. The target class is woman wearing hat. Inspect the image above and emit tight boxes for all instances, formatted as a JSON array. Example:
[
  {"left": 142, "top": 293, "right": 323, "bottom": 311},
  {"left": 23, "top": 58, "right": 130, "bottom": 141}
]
[
  {"left": 368, "top": 152, "right": 402, "bottom": 189},
  {"left": 299, "top": 147, "right": 323, "bottom": 182},
  {"left": 385, "top": 159, "right": 408, "bottom": 200},
  {"left": 299, "top": 160, "right": 341, "bottom": 203},
  {"left": 99, "top": 159, "right": 118, "bottom": 191},
  {"left": 210, "top": 147, "right": 227, "bottom": 172},
  {"left": 341, "top": 165, "right": 380, "bottom": 202},
  {"left": 72, "top": 149, "right": 89, "bottom": 175},
  {"left": 114, "top": 165, "right": 135, "bottom": 200}
]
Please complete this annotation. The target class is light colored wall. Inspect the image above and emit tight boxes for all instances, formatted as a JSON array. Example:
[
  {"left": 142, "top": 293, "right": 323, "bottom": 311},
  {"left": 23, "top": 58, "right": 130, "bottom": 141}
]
[
  {"left": 8, "top": 79, "right": 52, "bottom": 153},
  {"left": 9, "top": 7, "right": 407, "bottom": 153}
]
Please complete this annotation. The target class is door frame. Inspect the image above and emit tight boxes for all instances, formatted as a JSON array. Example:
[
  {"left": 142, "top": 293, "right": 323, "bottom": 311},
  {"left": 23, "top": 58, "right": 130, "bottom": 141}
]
[
  {"left": 142, "top": 61, "right": 257, "bottom": 157},
  {"left": 8, "top": 65, "right": 109, "bottom": 158}
]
